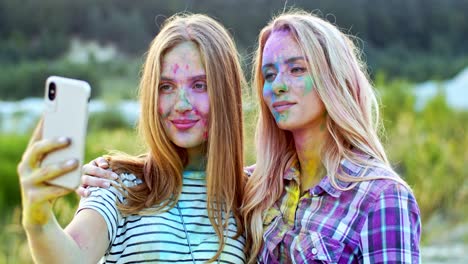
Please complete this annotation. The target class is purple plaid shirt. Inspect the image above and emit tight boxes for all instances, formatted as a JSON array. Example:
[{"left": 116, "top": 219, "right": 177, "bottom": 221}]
[{"left": 258, "top": 159, "right": 421, "bottom": 263}]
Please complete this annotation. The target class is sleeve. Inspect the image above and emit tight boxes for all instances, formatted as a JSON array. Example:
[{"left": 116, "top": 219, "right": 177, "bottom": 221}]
[
  {"left": 76, "top": 183, "right": 124, "bottom": 252},
  {"left": 359, "top": 183, "right": 421, "bottom": 264}
]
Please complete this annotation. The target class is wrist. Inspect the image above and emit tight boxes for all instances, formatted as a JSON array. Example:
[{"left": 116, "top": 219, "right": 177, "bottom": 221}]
[{"left": 22, "top": 205, "right": 56, "bottom": 233}]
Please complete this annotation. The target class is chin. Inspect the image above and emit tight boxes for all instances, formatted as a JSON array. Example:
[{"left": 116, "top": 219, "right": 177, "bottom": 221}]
[
  {"left": 171, "top": 137, "right": 206, "bottom": 149},
  {"left": 275, "top": 119, "right": 306, "bottom": 132},
  {"left": 276, "top": 121, "right": 294, "bottom": 131}
]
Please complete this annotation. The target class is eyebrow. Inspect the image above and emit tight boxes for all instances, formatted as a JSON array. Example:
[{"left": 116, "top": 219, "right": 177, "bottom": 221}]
[
  {"left": 261, "top": 56, "right": 306, "bottom": 70},
  {"left": 160, "top": 74, "right": 207, "bottom": 82}
]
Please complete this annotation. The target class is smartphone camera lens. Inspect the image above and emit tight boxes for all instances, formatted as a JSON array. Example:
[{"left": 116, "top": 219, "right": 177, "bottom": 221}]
[{"left": 48, "top": 82, "right": 56, "bottom": 101}]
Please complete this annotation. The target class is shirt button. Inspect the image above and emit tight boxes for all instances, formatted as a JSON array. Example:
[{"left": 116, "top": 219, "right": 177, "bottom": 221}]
[{"left": 311, "top": 247, "right": 318, "bottom": 255}]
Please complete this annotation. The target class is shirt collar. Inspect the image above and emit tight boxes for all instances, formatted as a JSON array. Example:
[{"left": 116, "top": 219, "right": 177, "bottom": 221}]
[
  {"left": 283, "top": 156, "right": 369, "bottom": 198},
  {"left": 283, "top": 166, "right": 300, "bottom": 182},
  {"left": 316, "top": 157, "right": 369, "bottom": 197},
  {"left": 183, "top": 170, "right": 206, "bottom": 180}
]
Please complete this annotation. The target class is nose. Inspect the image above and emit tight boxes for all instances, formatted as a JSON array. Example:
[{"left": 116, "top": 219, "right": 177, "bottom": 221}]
[
  {"left": 174, "top": 88, "right": 193, "bottom": 113},
  {"left": 272, "top": 74, "right": 288, "bottom": 95}
]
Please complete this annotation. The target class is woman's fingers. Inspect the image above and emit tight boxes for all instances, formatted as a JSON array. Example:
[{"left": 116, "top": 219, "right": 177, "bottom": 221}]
[
  {"left": 75, "top": 186, "right": 89, "bottom": 197},
  {"left": 81, "top": 175, "right": 112, "bottom": 189},
  {"left": 82, "top": 163, "right": 118, "bottom": 180},
  {"left": 21, "top": 185, "right": 72, "bottom": 227},
  {"left": 20, "top": 161, "right": 77, "bottom": 227},
  {"left": 23, "top": 184, "right": 73, "bottom": 205},
  {"left": 94, "top": 157, "right": 110, "bottom": 169},
  {"left": 21, "top": 159, "right": 79, "bottom": 186},
  {"left": 75, "top": 158, "right": 118, "bottom": 197},
  {"left": 23, "top": 137, "right": 71, "bottom": 170}
]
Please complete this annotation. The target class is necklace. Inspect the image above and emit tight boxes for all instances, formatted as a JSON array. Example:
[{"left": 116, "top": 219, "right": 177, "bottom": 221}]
[
  {"left": 176, "top": 203, "right": 196, "bottom": 264},
  {"left": 176, "top": 202, "right": 221, "bottom": 264}
]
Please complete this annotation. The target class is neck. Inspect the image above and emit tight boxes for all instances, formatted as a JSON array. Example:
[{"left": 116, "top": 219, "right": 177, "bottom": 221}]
[
  {"left": 185, "top": 145, "right": 207, "bottom": 171},
  {"left": 292, "top": 120, "right": 327, "bottom": 193}
]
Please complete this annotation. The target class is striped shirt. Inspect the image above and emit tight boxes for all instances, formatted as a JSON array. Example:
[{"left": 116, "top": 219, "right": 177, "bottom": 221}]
[
  {"left": 78, "top": 171, "right": 246, "bottom": 264},
  {"left": 258, "top": 159, "right": 421, "bottom": 264}
]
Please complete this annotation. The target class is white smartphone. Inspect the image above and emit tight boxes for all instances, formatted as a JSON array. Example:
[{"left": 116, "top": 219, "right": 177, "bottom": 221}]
[{"left": 42, "top": 76, "right": 91, "bottom": 190}]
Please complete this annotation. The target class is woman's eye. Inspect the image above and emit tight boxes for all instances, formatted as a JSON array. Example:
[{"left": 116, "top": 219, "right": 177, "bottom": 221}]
[
  {"left": 291, "top": 67, "right": 306, "bottom": 75},
  {"left": 264, "top": 72, "right": 277, "bottom": 82},
  {"left": 159, "top": 84, "right": 174, "bottom": 93},
  {"left": 193, "top": 81, "right": 207, "bottom": 92}
]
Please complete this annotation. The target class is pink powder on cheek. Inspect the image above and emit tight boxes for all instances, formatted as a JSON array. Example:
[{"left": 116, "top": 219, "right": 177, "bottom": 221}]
[
  {"left": 193, "top": 107, "right": 209, "bottom": 140},
  {"left": 173, "top": 64, "right": 180, "bottom": 74},
  {"left": 202, "top": 121, "right": 209, "bottom": 140},
  {"left": 157, "top": 105, "right": 170, "bottom": 118}
]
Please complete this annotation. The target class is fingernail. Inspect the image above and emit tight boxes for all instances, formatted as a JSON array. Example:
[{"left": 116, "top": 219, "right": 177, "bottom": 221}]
[
  {"left": 111, "top": 173, "right": 119, "bottom": 179},
  {"left": 58, "top": 137, "right": 69, "bottom": 144},
  {"left": 65, "top": 159, "right": 78, "bottom": 167},
  {"left": 103, "top": 181, "right": 111, "bottom": 188}
]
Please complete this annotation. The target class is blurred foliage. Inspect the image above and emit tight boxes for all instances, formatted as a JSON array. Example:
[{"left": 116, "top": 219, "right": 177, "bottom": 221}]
[
  {"left": 375, "top": 75, "right": 468, "bottom": 229},
  {"left": 0, "top": 0, "right": 468, "bottom": 87},
  {"left": 0, "top": 57, "right": 142, "bottom": 100},
  {"left": 0, "top": 60, "right": 100, "bottom": 100},
  {"left": 88, "top": 109, "right": 134, "bottom": 132}
]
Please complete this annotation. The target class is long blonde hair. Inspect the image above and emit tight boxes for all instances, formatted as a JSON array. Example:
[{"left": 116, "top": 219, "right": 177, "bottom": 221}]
[
  {"left": 106, "top": 13, "right": 246, "bottom": 261},
  {"left": 242, "top": 10, "right": 411, "bottom": 263}
]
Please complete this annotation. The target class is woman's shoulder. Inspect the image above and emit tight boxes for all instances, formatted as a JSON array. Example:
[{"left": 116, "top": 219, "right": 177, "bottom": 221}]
[
  {"left": 83, "top": 173, "right": 142, "bottom": 204},
  {"left": 354, "top": 165, "right": 419, "bottom": 213}
]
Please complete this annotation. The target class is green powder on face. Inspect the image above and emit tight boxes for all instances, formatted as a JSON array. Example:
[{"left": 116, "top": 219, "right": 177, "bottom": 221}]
[{"left": 304, "top": 75, "right": 314, "bottom": 94}]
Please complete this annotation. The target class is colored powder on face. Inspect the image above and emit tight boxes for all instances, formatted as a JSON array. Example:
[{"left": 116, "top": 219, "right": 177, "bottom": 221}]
[
  {"left": 273, "top": 107, "right": 290, "bottom": 123},
  {"left": 273, "top": 111, "right": 281, "bottom": 121},
  {"left": 278, "top": 83, "right": 288, "bottom": 93},
  {"left": 304, "top": 75, "right": 314, "bottom": 94},
  {"left": 263, "top": 82, "right": 273, "bottom": 97},
  {"left": 192, "top": 108, "right": 209, "bottom": 140},
  {"left": 173, "top": 64, "right": 180, "bottom": 74},
  {"left": 178, "top": 89, "right": 191, "bottom": 107}
]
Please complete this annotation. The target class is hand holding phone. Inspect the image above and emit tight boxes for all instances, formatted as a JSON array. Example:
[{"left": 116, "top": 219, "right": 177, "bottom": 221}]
[{"left": 42, "top": 76, "right": 91, "bottom": 190}]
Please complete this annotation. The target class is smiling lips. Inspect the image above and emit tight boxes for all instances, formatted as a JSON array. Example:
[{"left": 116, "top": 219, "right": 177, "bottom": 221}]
[
  {"left": 171, "top": 119, "right": 199, "bottom": 130},
  {"left": 272, "top": 101, "right": 296, "bottom": 112}
]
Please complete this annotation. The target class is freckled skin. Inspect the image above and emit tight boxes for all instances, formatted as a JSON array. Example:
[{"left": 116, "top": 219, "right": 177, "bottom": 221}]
[
  {"left": 158, "top": 42, "right": 210, "bottom": 150},
  {"left": 261, "top": 30, "right": 326, "bottom": 132}
]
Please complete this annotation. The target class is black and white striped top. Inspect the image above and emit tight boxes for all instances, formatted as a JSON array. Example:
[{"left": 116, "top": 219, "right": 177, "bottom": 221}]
[{"left": 78, "top": 171, "right": 246, "bottom": 263}]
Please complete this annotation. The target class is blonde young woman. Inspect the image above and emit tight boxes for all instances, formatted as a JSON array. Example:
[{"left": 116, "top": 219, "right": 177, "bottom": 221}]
[
  {"left": 80, "top": 10, "right": 421, "bottom": 264},
  {"left": 18, "top": 14, "right": 246, "bottom": 263},
  {"left": 241, "top": 11, "right": 421, "bottom": 263}
]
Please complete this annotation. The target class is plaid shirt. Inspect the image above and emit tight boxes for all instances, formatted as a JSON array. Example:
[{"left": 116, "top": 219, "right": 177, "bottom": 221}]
[{"left": 258, "top": 159, "right": 421, "bottom": 264}]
